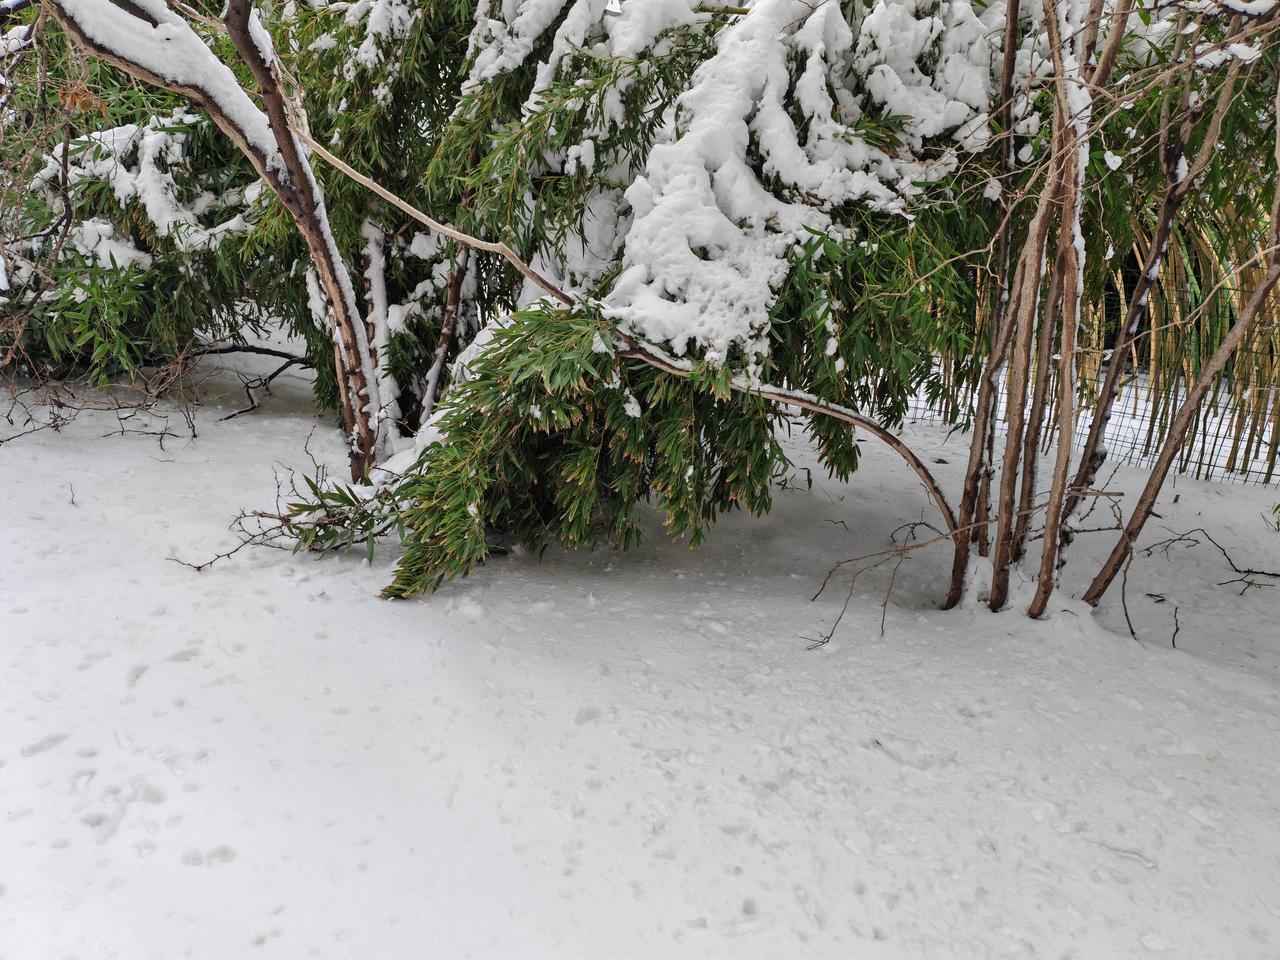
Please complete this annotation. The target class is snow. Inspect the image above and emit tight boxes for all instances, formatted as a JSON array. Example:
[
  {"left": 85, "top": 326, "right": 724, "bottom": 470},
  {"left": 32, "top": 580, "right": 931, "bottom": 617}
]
[
  {"left": 603, "top": 0, "right": 999, "bottom": 365},
  {"left": 453, "top": 0, "right": 1008, "bottom": 368},
  {"left": 34, "top": 112, "right": 251, "bottom": 255},
  {"left": 349, "top": 0, "right": 416, "bottom": 69},
  {"left": 49, "top": 0, "right": 281, "bottom": 176},
  {"left": 1205, "top": 0, "right": 1278, "bottom": 16},
  {"left": 1194, "top": 41, "right": 1263, "bottom": 69},
  {"left": 4, "top": 356, "right": 1280, "bottom": 958},
  {"left": 70, "top": 217, "right": 154, "bottom": 269},
  {"left": 604, "top": 0, "right": 698, "bottom": 59},
  {"left": 465, "top": 0, "right": 574, "bottom": 86}
]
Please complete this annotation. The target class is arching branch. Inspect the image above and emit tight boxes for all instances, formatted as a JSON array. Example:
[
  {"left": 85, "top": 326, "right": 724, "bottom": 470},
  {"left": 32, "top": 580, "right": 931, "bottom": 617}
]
[{"left": 300, "top": 136, "right": 960, "bottom": 551}]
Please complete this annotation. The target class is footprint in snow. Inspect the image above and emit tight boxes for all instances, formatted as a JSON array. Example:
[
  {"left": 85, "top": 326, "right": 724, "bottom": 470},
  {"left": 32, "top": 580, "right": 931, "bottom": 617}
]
[
  {"left": 182, "top": 845, "right": 237, "bottom": 867},
  {"left": 448, "top": 597, "right": 484, "bottom": 621},
  {"left": 251, "top": 928, "right": 283, "bottom": 947},
  {"left": 206, "top": 845, "right": 236, "bottom": 866},
  {"left": 69, "top": 768, "right": 96, "bottom": 796},
  {"left": 21, "top": 733, "right": 68, "bottom": 757}
]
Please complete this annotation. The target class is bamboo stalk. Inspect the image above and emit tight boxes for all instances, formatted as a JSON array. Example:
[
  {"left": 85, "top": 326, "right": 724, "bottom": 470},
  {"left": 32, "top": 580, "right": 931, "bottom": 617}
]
[{"left": 1085, "top": 73, "right": 1280, "bottom": 605}]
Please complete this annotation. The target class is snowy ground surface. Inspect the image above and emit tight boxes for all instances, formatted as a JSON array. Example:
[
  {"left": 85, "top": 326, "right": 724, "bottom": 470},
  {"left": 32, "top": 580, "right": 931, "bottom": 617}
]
[{"left": 4, "top": 359, "right": 1280, "bottom": 959}]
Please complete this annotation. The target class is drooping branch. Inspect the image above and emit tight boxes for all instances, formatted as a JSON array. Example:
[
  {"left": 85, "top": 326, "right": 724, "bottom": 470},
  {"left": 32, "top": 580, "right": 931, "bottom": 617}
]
[
  {"left": 296, "top": 131, "right": 574, "bottom": 310},
  {"left": 220, "top": 0, "right": 380, "bottom": 472},
  {"left": 300, "top": 138, "right": 960, "bottom": 553},
  {"left": 44, "top": 0, "right": 379, "bottom": 481},
  {"left": 612, "top": 332, "right": 959, "bottom": 543}
]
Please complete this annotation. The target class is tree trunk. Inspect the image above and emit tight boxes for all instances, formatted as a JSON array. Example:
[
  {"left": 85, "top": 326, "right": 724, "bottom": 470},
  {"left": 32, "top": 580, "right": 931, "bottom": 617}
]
[
  {"left": 47, "top": 0, "right": 381, "bottom": 481},
  {"left": 1027, "top": 0, "right": 1088, "bottom": 619},
  {"left": 944, "top": 0, "right": 1023, "bottom": 608},
  {"left": 987, "top": 184, "right": 1059, "bottom": 610}
]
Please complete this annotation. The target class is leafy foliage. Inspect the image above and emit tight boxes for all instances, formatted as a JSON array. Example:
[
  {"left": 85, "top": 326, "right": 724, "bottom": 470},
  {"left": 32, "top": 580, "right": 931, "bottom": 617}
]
[
  {"left": 5, "top": 0, "right": 1278, "bottom": 600},
  {"left": 380, "top": 307, "right": 785, "bottom": 596}
]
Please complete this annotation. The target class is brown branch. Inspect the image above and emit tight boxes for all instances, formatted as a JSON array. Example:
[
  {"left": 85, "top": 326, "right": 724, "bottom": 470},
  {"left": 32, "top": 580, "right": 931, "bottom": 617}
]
[
  {"left": 197, "top": 344, "right": 313, "bottom": 366},
  {"left": 805, "top": 554, "right": 898, "bottom": 648},
  {"left": 1087, "top": 0, "right": 1132, "bottom": 89},
  {"left": 986, "top": 163, "right": 1061, "bottom": 611},
  {"left": 221, "top": 0, "right": 377, "bottom": 478},
  {"left": 297, "top": 131, "right": 574, "bottom": 308},
  {"left": 422, "top": 247, "right": 470, "bottom": 419},
  {"left": 45, "top": 0, "right": 379, "bottom": 481},
  {"left": 613, "top": 331, "right": 958, "bottom": 541},
  {"left": 1028, "top": 0, "right": 1088, "bottom": 619},
  {"left": 946, "top": 185, "right": 1059, "bottom": 608}
]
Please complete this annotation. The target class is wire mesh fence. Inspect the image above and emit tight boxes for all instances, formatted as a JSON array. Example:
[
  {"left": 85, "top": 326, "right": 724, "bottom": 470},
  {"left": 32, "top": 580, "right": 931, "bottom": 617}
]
[{"left": 906, "top": 334, "right": 1280, "bottom": 489}]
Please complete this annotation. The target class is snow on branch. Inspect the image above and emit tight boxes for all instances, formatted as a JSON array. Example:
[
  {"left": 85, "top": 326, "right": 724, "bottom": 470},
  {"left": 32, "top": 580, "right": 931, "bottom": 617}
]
[
  {"left": 33, "top": 111, "right": 253, "bottom": 258},
  {"left": 296, "top": 129, "right": 960, "bottom": 540},
  {"left": 457, "top": 0, "right": 1001, "bottom": 371},
  {"left": 48, "top": 0, "right": 278, "bottom": 167},
  {"left": 605, "top": 0, "right": 1000, "bottom": 368}
]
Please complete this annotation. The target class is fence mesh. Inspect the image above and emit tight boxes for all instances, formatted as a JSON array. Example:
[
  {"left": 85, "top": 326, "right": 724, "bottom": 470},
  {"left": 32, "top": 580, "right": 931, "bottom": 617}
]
[{"left": 905, "top": 319, "right": 1280, "bottom": 488}]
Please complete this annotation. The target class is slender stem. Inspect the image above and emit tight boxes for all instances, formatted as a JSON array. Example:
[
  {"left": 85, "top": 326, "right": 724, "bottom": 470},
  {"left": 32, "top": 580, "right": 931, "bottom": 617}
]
[
  {"left": 945, "top": 0, "right": 1024, "bottom": 609},
  {"left": 1027, "top": 0, "right": 1089, "bottom": 619},
  {"left": 988, "top": 179, "right": 1058, "bottom": 610},
  {"left": 1084, "top": 72, "right": 1280, "bottom": 606},
  {"left": 298, "top": 131, "right": 574, "bottom": 308},
  {"left": 422, "top": 247, "right": 470, "bottom": 420},
  {"left": 1063, "top": 54, "right": 1244, "bottom": 522}
]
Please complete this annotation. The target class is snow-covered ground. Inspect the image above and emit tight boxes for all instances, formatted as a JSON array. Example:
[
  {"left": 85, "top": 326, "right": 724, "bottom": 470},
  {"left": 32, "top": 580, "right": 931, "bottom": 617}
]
[{"left": 4, "top": 360, "right": 1280, "bottom": 959}]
